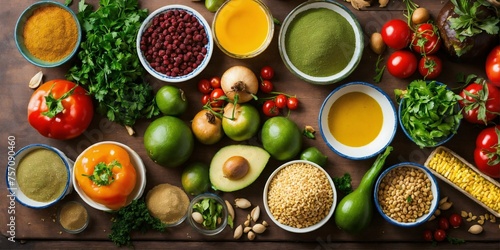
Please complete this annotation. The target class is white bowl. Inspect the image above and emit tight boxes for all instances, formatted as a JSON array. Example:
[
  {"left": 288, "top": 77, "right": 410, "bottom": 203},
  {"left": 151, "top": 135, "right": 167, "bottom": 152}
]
[
  {"left": 374, "top": 162, "right": 440, "bottom": 227},
  {"left": 319, "top": 82, "right": 397, "bottom": 160},
  {"left": 72, "top": 141, "right": 146, "bottom": 211},
  {"left": 263, "top": 160, "right": 337, "bottom": 233},
  {"left": 278, "top": 0, "right": 363, "bottom": 85},
  {"left": 6, "top": 144, "right": 73, "bottom": 209},
  {"left": 136, "top": 5, "right": 213, "bottom": 83}
]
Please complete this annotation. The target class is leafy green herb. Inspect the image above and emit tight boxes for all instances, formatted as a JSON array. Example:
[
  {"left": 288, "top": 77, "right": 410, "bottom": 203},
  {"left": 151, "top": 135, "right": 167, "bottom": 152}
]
[
  {"left": 67, "top": 0, "right": 159, "bottom": 127},
  {"left": 395, "top": 80, "right": 462, "bottom": 148},
  {"left": 373, "top": 54, "right": 385, "bottom": 83},
  {"left": 83, "top": 160, "right": 121, "bottom": 186},
  {"left": 449, "top": 0, "right": 499, "bottom": 42},
  {"left": 447, "top": 236, "right": 466, "bottom": 244},
  {"left": 65, "top": 0, "right": 73, "bottom": 6},
  {"left": 192, "top": 197, "right": 224, "bottom": 230},
  {"left": 109, "top": 199, "right": 166, "bottom": 247},
  {"left": 332, "top": 173, "right": 353, "bottom": 195}
]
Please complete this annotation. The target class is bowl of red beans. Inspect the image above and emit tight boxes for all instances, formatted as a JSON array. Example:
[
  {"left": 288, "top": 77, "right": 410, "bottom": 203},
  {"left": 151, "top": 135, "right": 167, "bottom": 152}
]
[{"left": 137, "top": 5, "right": 213, "bottom": 83}]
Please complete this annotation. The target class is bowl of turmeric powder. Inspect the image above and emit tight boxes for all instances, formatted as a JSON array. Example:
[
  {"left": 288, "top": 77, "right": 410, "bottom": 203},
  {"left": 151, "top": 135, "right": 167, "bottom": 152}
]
[{"left": 15, "top": 1, "right": 81, "bottom": 68}]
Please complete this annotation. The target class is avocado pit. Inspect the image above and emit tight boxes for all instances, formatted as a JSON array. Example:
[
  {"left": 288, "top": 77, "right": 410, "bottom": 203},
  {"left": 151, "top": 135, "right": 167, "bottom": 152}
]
[{"left": 222, "top": 156, "right": 250, "bottom": 180}]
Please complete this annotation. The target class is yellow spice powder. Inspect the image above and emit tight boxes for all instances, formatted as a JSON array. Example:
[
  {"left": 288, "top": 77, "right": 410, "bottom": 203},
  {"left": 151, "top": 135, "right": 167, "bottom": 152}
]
[{"left": 59, "top": 202, "right": 88, "bottom": 231}]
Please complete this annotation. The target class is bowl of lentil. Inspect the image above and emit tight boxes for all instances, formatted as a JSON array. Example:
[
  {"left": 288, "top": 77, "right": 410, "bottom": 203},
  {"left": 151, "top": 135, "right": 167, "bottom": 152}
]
[
  {"left": 278, "top": 0, "right": 363, "bottom": 85},
  {"left": 15, "top": 1, "right": 81, "bottom": 68},
  {"left": 374, "top": 162, "right": 440, "bottom": 227},
  {"left": 263, "top": 160, "right": 336, "bottom": 233},
  {"left": 6, "top": 144, "right": 73, "bottom": 209},
  {"left": 137, "top": 5, "right": 213, "bottom": 83}
]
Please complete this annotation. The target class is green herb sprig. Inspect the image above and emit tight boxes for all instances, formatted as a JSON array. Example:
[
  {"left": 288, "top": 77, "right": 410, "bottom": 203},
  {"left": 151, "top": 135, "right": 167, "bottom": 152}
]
[
  {"left": 449, "top": 0, "right": 499, "bottom": 42},
  {"left": 83, "top": 160, "right": 121, "bottom": 186},
  {"left": 332, "top": 173, "right": 353, "bottom": 195}
]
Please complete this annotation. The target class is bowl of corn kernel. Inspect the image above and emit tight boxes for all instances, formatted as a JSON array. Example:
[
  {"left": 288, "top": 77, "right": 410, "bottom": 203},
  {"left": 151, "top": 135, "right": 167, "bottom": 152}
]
[{"left": 374, "top": 162, "right": 440, "bottom": 227}]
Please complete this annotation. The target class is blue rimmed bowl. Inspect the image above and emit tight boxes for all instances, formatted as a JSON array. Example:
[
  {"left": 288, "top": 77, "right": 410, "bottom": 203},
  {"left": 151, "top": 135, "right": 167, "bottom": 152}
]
[
  {"left": 6, "top": 144, "right": 73, "bottom": 209},
  {"left": 319, "top": 82, "right": 397, "bottom": 160}
]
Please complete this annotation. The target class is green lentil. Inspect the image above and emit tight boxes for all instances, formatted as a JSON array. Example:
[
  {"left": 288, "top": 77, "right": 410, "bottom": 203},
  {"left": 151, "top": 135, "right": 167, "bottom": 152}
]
[
  {"left": 16, "top": 148, "right": 68, "bottom": 202},
  {"left": 285, "top": 8, "right": 355, "bottom": 77}
]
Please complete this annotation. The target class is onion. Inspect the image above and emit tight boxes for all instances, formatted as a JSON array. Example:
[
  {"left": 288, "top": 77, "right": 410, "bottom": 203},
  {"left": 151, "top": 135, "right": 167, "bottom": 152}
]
[
  {"left": 221, "top": 66, "right": 258, "bottom": 103},
  {"left": 191, "top": 110, "right": 224, "bottom": 145}
]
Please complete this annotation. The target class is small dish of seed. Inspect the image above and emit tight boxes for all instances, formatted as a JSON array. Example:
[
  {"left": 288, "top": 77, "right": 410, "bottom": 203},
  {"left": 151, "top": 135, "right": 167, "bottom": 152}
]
[{"left": 374, "top": 162, "right": 440, "bottom": 227}]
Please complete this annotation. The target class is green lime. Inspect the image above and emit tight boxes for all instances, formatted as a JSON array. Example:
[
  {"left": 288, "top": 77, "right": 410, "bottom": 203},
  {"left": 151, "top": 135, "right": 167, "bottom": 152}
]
[
  {"left": 181, "top": 162, "right": 210, "bottom": 196},
  {"left": 156, "top": 85, "right": 188, "bottom": 116},
  {"left": 144, "top": 116, "right": 194, "bottom": 168},
  {"left": 300, "top": 147, "right": 328, "bottom": 167},
  {"left": 261, "top": 116, "right": 302, "bottom": 161}
]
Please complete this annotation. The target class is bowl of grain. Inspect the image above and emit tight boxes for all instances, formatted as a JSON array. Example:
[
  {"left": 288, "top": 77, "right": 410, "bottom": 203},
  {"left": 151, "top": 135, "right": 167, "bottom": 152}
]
[
  {"left": 263, "top": 160, "right": 336, "bottom": 233},
  {"left": 6, "top": 144, "right": 73, "bottom": 209},
  {"left": 278, "top": 0, "right": 363, "bottom": 85},
  {"left": 15, "top": 1, "right": 81, "bottom": 68},
  {"left": 374, "top": 162, "right": 440, "bottom": 227}
]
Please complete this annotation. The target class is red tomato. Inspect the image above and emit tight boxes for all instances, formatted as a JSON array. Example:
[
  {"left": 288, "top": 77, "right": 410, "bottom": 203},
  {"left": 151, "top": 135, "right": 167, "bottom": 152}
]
[
  {"left": 418, "top": 55, "right": 442, "bottom": 79},
  {"left": 262, "top": 100, "right": 279, "bottom": 117},
  {"left": 260, "top": 80, "right": 274, "bottom": 93},
  {"left": 210, "top": 76, "right": 221, "bottom": 89},
  {"left": 197, "top": 78, "right": 212, "bottom": 94},
  {"left": 459, "top": 80, "right": 500, "bottom": 124},
  {"left": 387, "top": 50, "right": 417, "bottom": 79},
  {"left": 422, "top": 230, "right": 433, "bottom": 242},
  {"left": 201, "top": 94, "right": 210, "bottom": 105},
  {"left": 27, "top": 79, "right": 94, "bottom": 140},
  {"left": 486, "top": 45, "right": 500, "bottom": 87},
  {"left": 275, "top": 94, "right": 287, "bottom": 109},
  {"left": 260, "top": 66, "right": 275, "bottom": 80},
  {"left": 448, "top": 213, "right": 462, "bottom": 228},
  {"left": 433, "top": 229, "right": 446, "bottom": 242},
  {"left": 287, "top": 97, "right": 299, "bottom": 110},
  {"left": 438, "top": 217, "right": 450, "bottom": 230},
  {"left": 411, "top": 23, "right": 441, "bottom": 55},
  {"left": 474, "top": 125, "right": 500, "bottom": 178},
  {"left": 209, "top": 88, "right": 226, "bottom": 107},
  {"left": 381, "top": 19, "right": 411, "bottom": 50}
]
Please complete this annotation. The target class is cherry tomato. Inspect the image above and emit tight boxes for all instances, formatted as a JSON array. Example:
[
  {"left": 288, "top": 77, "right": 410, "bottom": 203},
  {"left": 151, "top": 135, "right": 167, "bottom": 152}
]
[
  {"left": 197, "top": 78, "right": 212, "bottom": 94},
  {"left": 210, "top": 88, "right": 226, "bottom": 107},
  {"left": 411, "top": 23, "right": 441, "bottom": 55},
  {"left": 459, "top": 80, "right": 500, "bottom": 124},
  {"left": 449, "top": 213, "right": 462, "bottom": 228},
  {"left": 287, "top": 97, "right": 299, "bottom": 110},
  {"left": 260, "top": 66, "right": 275, "bottom": 80},
  {"left": 486, "top": 45, "right": 500, "bottom": 87},
  {"left": 433, "top": 229, "right": 446, "bottom": 242},
  {"left": 262, "top": 100, "right": 279, "bottom": 117},
  {"left": 418, "top": 55, "right": 443, "bottom": 79},
  {"left": 275, "top": 94, "right": 287, "bottom": 109},
  {"left": 260, "top": 79, "right": 274, "bottom": 93},
  {"left": 474, "top": 125, "right": 500, "bottom": 178},
  {"left": 210, "top": 76, "right": 221, "bottom": 89},
  {"left": 423, "top": 229, "right": 433, "bottom": 242},
  {"left": 438, "top": 217, "right": 450, "bottom": 230},
  {"left": 381, "top": 19, "right": 412, "bottom": 50},
  {"left": 387, "top": 50, "right": 417, "bottom": 79},
  {"left": 201, "top": 94, "right": 210, "bottom": 105}
]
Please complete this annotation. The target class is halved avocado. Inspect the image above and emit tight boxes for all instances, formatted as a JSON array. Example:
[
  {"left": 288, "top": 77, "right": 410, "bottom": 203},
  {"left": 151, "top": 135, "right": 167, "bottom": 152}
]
[{"left": 209, "top": 145, "right": 270, "bottom": 192}]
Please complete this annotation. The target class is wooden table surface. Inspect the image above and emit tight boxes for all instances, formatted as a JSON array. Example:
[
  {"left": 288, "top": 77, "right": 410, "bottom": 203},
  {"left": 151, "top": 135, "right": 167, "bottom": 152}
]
[{"left": 1, "top": 0, "right": 499, "bottom": 249}]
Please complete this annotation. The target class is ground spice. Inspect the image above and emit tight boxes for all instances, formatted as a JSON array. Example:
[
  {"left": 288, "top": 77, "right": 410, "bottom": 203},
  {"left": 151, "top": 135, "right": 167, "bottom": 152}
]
[
  {"left": 23, "top": 5, "right": 78, "bottom": 62},
  {"left": 146, "top": 183, "right": 190, "bottom": 225},
  {"left": 59, "top": 201, "right": 88, "bottom": 232},
  {"left": 285, "top": 8, "right": 355, "bottom": 77}
]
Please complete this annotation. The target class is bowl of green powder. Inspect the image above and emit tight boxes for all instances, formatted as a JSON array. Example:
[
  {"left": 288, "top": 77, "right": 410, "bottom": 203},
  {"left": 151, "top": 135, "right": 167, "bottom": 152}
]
[{"left": 279, "top": 0, "right": 364, "bottom": 85}]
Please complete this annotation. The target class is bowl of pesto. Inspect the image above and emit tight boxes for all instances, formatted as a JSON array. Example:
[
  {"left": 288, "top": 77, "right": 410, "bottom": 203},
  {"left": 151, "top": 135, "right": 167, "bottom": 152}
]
[
  {"left": 278, "top": 0, "right": 364, "bottom": 85},
  {"left": 6, "top": 144, "right": 73, "bottom": 209}
]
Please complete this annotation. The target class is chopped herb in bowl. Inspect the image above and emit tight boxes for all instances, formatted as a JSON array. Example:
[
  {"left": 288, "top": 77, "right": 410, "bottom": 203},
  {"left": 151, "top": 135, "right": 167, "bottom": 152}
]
[{"left": 395, "top": 80, "right": 462, "bottom": 148}]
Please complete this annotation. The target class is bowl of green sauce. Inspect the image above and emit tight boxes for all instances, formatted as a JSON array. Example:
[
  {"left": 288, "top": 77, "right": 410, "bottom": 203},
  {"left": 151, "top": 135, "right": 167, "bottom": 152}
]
[
  {"left": 279, "top": 0, "right": 364, "bottom": 85},
  {"left": 6, "top": 144, "right": 73, "bottom": 209}
]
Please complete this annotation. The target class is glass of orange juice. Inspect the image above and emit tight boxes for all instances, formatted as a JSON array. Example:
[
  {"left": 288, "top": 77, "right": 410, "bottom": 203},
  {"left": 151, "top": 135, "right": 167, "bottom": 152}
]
[{"left": 213, "top": 0, "right": 274, "bottom": 59}]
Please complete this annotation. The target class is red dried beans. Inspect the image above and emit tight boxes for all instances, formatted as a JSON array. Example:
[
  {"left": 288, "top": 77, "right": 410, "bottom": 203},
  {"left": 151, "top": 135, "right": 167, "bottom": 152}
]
[{"left": 140, "top": 10, "right": 208, "bottom": 77}]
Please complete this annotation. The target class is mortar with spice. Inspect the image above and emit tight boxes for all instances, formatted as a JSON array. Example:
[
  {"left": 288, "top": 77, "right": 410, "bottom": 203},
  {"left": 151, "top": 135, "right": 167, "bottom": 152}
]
[
  {"left": 278, "top": 0, "right": 363, "bottom": 85},
  {"left": 15, "top": 1, "right": 81, "bottom": 67}
]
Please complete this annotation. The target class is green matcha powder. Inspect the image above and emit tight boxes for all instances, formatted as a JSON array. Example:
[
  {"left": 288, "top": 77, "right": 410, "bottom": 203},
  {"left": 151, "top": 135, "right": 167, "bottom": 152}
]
[{"left": 285, "top": 8, "right": 356, "bottom": 77}]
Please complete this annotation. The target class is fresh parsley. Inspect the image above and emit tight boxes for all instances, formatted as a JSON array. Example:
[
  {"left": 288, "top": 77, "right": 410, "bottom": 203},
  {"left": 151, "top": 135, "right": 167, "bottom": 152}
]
[
  {"left": 83, "top": 160, "right": 121, "bottom": 186},
  {"left": 67, "top": 0, "right": 159, "bottom": 127},
  {"left": 332, "top": 173, "right": 353, "bottom": 195},
  {"left": 448, "top": 0, "right": 500, "bottom": 42}
]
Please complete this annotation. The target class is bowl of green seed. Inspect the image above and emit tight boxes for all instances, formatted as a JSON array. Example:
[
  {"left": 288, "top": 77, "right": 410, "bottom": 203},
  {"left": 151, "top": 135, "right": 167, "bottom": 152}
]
[{"left": 278, "top": 0, "right": 364, "bottom": 85}]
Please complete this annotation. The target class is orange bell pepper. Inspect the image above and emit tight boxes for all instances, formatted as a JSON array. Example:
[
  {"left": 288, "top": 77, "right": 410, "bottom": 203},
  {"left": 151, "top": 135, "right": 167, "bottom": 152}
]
[{"left": 75, "top": 143, "right": 137, "bottom": 210}]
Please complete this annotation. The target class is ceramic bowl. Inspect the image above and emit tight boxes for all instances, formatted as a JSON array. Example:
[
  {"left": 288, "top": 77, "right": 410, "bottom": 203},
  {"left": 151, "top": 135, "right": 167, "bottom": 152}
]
[
  {"left": 5, "top": 144, "right": 73, "bottom": 209},
  {"left": 263, "top": 160, "right": 337, "bottom": 233},
  {"left": 319, "top": 82, "right": 397, "bottom": 160},
  {"left": 278, "top": 0, "right": 363, "bottom": 84},
  {"left": 374, "top": 162, "right": 440, "bottom": 227},
  {"left": 187, "top": 193, "right": 228, "bottom": 236},
  {"left": 136, "top": 4, "right": 213, "bottom": 82},
  {"left": 15, "top": 1, "right": 81, "bottom": 67},
  {"left": 72, "top": 141, "right": 147, "bottom": 212}
]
